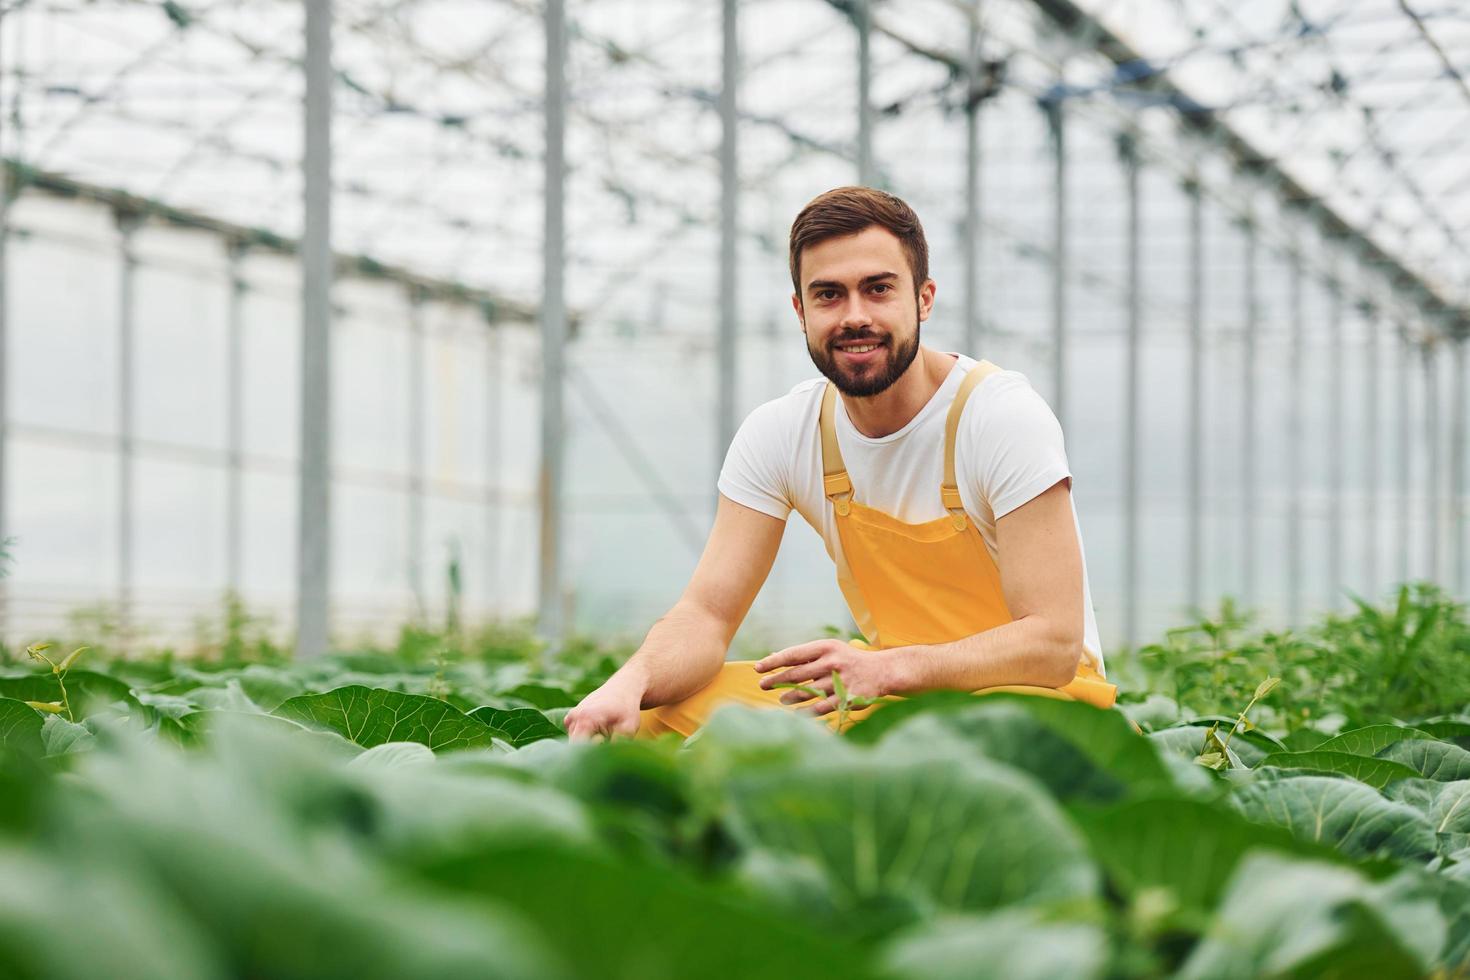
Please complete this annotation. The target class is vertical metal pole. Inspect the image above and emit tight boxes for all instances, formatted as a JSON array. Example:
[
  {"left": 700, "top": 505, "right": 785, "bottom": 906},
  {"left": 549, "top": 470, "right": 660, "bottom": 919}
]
[
  {"left": 1327, "top": 278, "right": 1343, "bottom": 609},
  {"left": 1452, "top": 336, "right": 1467, "bottom": 598},
  {"left": 0, "top": 188, "right": 9, "bottom": 636},
  {"left": 1424, "top": 342, "right": 1442, "bottom": 583},
  {"left": 1286, "top": 251, "right": 1304, "bottom": 626},
  {"left": 1397, "top": 326, "right": 1412, "bottom": 587},
  {"left": 485, "top": 311, "right": 501, "bottom": 618},
  {"left": 716, "top": 0, "right": 738, "bottom": 478},
  {"left": 1363, "top": 306, "right": 1380, "bottom": 600},
  {"left": 855, "top": 0, "right": 873, "bottom": 186},
  {"left": 538, "top": 0, "right": 568, "bottom": 650},
  {"left": 1046, "top": 99, "right": 1066, "bottom": 430},
  {"left": 297, "top": 0, "right": 333, "bottom": 658},
  {"left": 116, "top": 211, "right": 140, "bottom": 648},
  {"left": 226, "top": 241, "right": 246, "bottom": 594},
  {"left": 1241, "top": 218, "right": 1258, "bottom": 612},
  {"left": 1120, "top": 133, "right": 1140, "bottom": 650},
  {"left": 408, "top": 288, "right": 426, "bottom": 617},
  {"left": 1186, "top": 180, "right": 1205, "bottom": 614},
  {"left": 962, "top": 9, "right": 982, "bottom": 357}
]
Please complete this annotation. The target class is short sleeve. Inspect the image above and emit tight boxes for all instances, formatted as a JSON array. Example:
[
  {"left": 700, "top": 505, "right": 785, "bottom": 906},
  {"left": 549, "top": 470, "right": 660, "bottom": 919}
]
[
  {"left": 965, "top": 374, "right": 1073, "bottom": 519},
  {"left": 717, "top": 400, "right": 793, "bottom": 521}
]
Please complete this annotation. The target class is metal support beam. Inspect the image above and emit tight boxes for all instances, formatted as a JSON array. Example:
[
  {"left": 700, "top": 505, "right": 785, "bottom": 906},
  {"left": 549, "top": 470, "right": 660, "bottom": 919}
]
[
  {"left": 296, "top": 0, "right": 333, "bottom": 658},
  {"left": 1120, "top": 132, "right": 1140, "bottom": 650},
  {"left": 116, "top": 212, "right": 140, "bottom": 649},
  {"left": 1397, "top": 327, "right": 1412, "bottom": 587},
  {"left": 1187, "top": 180, "right": 1205, "bottom": 615},
  {"left": 1241, "top": 218, "right": 1258, "bottom": 611},
  {"left": 1327, "top": 279, "right": 1344, "bottom": 609},
  {"left": 1453, "top": 338, "right": 1467, "bottom": 598},
  {"left": 1046, "top": 100, "right": 1067, "bottom": 430},
  {"left": 537, "top": 0, "right": 569, "bottom": 650},
  {"left": 485, "top": 312, "right": 501, "bottom": 618},
  {"left": 1425, "top": 343, "right": 1442, "bottom": 583},
  {"left": 856, "top": 0, "right": 873, "bottom": 185},
  {"left": 0, "top": 194, "right": 10, "bottom": 635},
  {"left": 1364, "top": 308, "right": 1380, "bottom": 600},
  {"left": 408, "top": 288, "right": 426, "bottom": 618},
  {"left": 962, "top": 11, "right": 982, "bottom": 357},
  {"left": 1287, "top": 252, "right": 1304, "bottom": 626},
  {"left": 226, "top": 241, "right": 246, "bottom": 594},
  {"left": 717, "top": 0, "right": 738, "bottom": 480}
]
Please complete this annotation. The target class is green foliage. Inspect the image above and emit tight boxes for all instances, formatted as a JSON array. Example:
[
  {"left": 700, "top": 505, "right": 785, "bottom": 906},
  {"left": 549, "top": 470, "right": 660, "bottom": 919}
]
[
  {"left": 1123, "top": 583, "right": 1470, "bottom": 731},
  {"left": 1, "top": 588, "right": 1469, "bottom": 977}
]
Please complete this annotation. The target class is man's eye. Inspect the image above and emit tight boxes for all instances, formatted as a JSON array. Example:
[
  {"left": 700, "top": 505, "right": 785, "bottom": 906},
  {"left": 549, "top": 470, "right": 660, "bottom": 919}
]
[
  {"left": 871, "top": 283, "right": 891, "bottom": 294},
  {"left": 817, "top": 290, "right": 838, "bottom": 301}
]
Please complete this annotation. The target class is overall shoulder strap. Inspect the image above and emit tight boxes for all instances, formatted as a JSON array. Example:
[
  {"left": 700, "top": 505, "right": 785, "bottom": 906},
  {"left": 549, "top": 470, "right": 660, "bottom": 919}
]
[
  {"left": 941, "top": 360, "right": 1003, "bottom": 528},
  {"left": 818, "top": 383, "right": 853, "bottom": 515}
]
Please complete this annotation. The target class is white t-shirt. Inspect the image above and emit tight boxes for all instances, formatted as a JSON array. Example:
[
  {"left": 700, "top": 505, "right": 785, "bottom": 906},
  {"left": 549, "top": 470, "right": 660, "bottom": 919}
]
[{"left": 718, "top": 353, "right": 1105, "bottom": 671}]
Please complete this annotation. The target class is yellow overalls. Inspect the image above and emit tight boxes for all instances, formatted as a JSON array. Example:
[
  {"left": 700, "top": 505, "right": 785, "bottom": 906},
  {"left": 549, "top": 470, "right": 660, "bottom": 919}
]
[{"left": 637, "top": 361, "right": 1117, "bottom": 738}]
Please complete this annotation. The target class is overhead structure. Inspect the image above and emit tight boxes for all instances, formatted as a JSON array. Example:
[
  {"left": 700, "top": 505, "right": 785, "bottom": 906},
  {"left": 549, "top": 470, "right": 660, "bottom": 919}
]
[{"left": 0, "top": 0, "right": 1465, "bottom": 658}]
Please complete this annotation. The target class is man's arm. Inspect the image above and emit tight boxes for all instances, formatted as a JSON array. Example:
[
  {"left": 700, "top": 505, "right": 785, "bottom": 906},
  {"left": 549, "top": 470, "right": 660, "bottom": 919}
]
[
  {"left": 892, "top": 477, "right": 1085, "bottom": 692},
  {"left": 754, "top": 478, "right": 1083, "bottom": 711},
  {"left": 564, "top": 494, "right": 785, "bottom": 739}
]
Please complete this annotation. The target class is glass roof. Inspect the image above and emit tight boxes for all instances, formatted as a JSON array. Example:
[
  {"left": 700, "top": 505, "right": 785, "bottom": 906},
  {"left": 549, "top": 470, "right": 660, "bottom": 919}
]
[{"left": 3, "top": 0, "right": 1467, "bottom": 331}]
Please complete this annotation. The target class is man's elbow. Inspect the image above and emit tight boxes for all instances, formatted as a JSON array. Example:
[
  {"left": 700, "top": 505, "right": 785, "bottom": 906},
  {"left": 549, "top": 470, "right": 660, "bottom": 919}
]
[{"left": 1038, "top": 630, "right": 1084, "bottom": 688}]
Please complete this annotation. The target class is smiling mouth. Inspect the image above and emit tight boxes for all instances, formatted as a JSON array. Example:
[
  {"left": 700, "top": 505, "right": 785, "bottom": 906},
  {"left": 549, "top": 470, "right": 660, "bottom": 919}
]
[{"left": 832, "top": 338, "right": 886, "bottom": 355}]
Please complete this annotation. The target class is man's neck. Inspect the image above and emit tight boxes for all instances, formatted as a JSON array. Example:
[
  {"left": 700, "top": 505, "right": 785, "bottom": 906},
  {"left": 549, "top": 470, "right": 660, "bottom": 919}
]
[{"left": 842, "top": 345, "right": 958, "bottom": 438}]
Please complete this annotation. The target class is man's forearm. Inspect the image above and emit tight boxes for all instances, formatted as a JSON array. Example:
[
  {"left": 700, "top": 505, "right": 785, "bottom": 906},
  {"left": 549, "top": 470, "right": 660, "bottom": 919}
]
[
  {"left": 605, "top": 600, "right": 731, "bottom": 708},
  {"left": 888, "top": 616, "right": 1082, "bottom": 695}
]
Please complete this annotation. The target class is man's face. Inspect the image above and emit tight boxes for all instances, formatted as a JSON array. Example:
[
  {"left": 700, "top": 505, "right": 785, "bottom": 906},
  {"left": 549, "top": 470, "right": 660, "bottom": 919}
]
[{"left": 792, "top": 225, "right": 935, "bottom": 398}]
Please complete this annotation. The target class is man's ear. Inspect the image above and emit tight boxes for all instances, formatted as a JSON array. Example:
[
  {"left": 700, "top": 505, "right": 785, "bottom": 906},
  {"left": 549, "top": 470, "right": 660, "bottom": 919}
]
[
  {"left": 791, "top": 292, "right": 805, "bottom": 331},
  {"left": 917, "top": 278, "right": 936, "bottom": 322}
]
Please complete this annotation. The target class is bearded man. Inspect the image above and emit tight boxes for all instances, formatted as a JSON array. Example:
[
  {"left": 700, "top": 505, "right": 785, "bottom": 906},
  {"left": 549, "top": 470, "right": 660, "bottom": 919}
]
[{"left": 565, "top": 186, "right": 1115, "bottom": 741}]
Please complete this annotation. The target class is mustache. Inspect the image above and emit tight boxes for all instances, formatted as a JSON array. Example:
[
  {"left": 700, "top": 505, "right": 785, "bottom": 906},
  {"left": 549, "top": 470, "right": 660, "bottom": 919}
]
[{"left": 829, "top": 332, "right": 887, "bottom": 346}]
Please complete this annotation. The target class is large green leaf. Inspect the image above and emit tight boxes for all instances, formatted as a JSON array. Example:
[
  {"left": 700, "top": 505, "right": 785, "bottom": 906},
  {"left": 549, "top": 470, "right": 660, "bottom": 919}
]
[
  {"left": 1257, "top": 750, "right": 1422, "bottom": 789},
  {"left": 272, "top": 686, "right": 499, "bottom": 751},
  {"left": 1378, "top": 739, "right": 1470, "bottom": 781},
  {"left": 0, "top": 670, "right": 134, "bottom": 717},
  {"left": 1177, "top": 853, "right": 1445, "bottom": 980},
  {"left": 498, "top": 683, "right": 578, "bottom": 710},
  {"left": 1070, "top": 797, "right": 1359, "bottom": 922},
  {"left": 1150, "top": 725, "right": 1246, "bottom": 769},
  {"left": 468, "top": 706, "right": 563, "bottom": 747},
  {"left": 1384, "top": 779, "right": 1470, "bottom": 853},
  {"left": 0, "top": 698, "right": 42, "bottom": 750},
  {"left": 416, "top": 842, "right": 881, "bottom": 980},
  {"left": 881, "top": 908, "right": 1106, "bottom": 980},
  {"left": 1229, "top": 775, "right": 1437, "bottom": 861},
  {"left": 851, "top": 692, "right": 1182, "bottom": 802},
  {"left": 0, "top": 848, "right": 228, "bottom": 980},
  {"left": 41, "top": 715, "right": 95, "bottom": 757},
  {"left": 722, "top": 718, "right": 1101, "bottom": 917},
  {"left": 1318, "top": 725, "right": 1437, "bottom": 758}
]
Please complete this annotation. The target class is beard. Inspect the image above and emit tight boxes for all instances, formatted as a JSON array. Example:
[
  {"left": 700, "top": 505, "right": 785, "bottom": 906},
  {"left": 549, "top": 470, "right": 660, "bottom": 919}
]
[{"left": 805, "top": 304, "right": 922, "bottom": 398}]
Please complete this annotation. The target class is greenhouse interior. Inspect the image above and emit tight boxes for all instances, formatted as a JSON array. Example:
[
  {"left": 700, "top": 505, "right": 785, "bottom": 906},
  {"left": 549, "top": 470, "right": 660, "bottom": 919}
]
[{"left": 2, "top": 0, "right": 1470, "bottom": 976}]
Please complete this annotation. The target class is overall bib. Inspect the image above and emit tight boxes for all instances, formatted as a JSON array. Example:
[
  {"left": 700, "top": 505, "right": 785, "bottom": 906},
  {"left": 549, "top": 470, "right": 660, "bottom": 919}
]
[{"left": 637, "top": 361, "right": 1117, "bottom": 738}]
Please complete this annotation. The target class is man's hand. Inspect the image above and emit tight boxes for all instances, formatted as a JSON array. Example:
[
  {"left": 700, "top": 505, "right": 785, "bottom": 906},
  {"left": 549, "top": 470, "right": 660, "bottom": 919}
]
[
  {"left": 564, "top": 674, "right": 646, "bottom": 742},
  {"left": 753, "top": 639, "right": 905, "bottom": 718}
]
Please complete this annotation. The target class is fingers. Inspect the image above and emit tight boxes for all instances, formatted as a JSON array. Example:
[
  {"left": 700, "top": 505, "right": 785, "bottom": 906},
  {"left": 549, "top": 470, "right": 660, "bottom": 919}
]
[
  {"left": 778, "top": 677, "right": 834, "bottom": 705},
  {"left": 803, "top": 695, "right": 841, "bottom": 717},
  {"left": 753, "top": 639, "right": 834, "bottom": 674},
  {"left": 759, "top": 658, "right": 833, "bottom": 692}
]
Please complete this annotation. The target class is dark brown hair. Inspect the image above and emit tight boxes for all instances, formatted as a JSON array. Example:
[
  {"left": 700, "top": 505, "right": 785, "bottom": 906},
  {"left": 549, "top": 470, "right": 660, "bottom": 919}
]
[{"left": 788, "top": 186, "right": 930, "bottom": 297}]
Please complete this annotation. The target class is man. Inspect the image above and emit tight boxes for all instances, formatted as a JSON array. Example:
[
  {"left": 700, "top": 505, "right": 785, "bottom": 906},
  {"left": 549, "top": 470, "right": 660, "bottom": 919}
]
[{"left": 565, "top": 186, "right": 1115, "bottom": 741}]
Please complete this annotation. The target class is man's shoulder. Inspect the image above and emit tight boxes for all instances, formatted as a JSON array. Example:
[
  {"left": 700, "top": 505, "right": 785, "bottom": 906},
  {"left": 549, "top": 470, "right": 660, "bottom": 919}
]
[
  {"left": 742, "top": 377, "right": 826, "bottom": 428},
  {"left": 966, "top": 368, "right": 1055, "bottom": 427}
]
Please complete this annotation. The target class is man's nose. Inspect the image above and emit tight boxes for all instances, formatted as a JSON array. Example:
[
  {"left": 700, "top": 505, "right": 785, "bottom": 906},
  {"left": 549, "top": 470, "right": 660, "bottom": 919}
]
[{"left": 839, "top": 295, "right": 874, "bottom": 328}]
